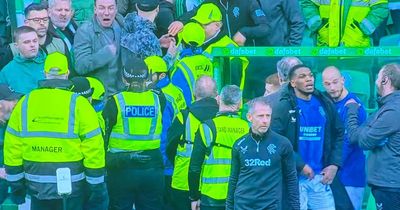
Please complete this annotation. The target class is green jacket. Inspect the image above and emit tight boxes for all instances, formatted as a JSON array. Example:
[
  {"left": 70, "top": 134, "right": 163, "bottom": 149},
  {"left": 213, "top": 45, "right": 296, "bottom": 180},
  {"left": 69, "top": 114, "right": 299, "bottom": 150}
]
[{"left": 0, "top": 50, "right": 46, "bottom": 94}]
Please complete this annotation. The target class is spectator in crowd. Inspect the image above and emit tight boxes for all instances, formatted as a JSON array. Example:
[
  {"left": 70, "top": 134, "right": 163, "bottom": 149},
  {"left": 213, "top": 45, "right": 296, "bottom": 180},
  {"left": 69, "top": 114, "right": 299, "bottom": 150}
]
[
  {"left": 0, "top": 84, "right": 23, "bottom": 205},
  {"left": 226, "top": 97, "right": 300, "bottom": 210},
  {"left": 72, "top": 0, "right": 94, "bottom": 25},
  {"left": 144, "top": 55, "right": 186, "bottom": 209},
  {"left": 188, "top": 85, "right": 249, "bottom": 210},
  {"left": 1, "top": 3, "right": 67, "bottom": 69},
  {"left": 23, "top": 3, "right": 66, "bottom": 55},
  {"left": 271, "top": 64, "right": 344, "bottom": 210},
  {"left": 322, "top": 66, "right": 367, "bottom": 210},
  {"left": 346, "top": 63, "right": 400, "bottom": 210},
  {"left": 170, "top": 0, "right": 269, "bottom": 46},
  {"left": 301, "top": 0, "right": 388, "bottom": 47},
  {"left": 103, "top": 56, "right": 166, "bottom": 210},
  {"left": 74, "top": 0, "right": 125, "bottom": 97},
  {"left": 3, "top": 52, "right": 108, "bottom": 210},
  {"left": 264, "top": 57, "right": 303, "bottom": 107},
  {"left": 167, "top": 76, "right": 219, "bottom": 210},
  {"left": 0, "top": 26, "right": 45, "bottom": 94},
  {"left": 117, "top": 0, "right": 175, "bottom": 38},
  {"left": 195, "top": 3, "right": 248, "bottom": 92},
  {"left": 5, "top": 0, "right": 41, "bottom": 36},
  {"left": 48, "top": 0, "right": 78, "bottom": 76},
  {"left": 170, "top": 22, "right": 213, "bottom": 105},
  {"left": 264, "top": 73, "right": 281, "bottom": 96}
]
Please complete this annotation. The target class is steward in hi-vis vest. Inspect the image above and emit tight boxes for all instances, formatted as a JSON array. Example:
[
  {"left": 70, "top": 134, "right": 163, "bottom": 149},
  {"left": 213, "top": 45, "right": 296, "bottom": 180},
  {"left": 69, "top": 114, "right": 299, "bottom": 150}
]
[
  {"left": 171, "top": 22, "right": 213, "bottom": 105},
  {"left": 166, "top": 76, "right": 219, "bottom": 210},
  {"left": 188, "top": 85, "right": 249, "bottom": 210},
  {"left": 4, "top": 52, "right": 107, "bottom": 210}
]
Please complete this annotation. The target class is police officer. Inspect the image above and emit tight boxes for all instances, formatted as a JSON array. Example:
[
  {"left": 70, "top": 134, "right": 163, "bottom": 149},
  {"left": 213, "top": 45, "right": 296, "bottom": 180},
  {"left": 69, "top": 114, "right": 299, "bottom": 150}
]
[
  {"left": 188, "top": 85, "right": 249, "bottom": 210},
  {"left": 170, "top": 22, "right": 213, "bottom": 105},
  {"left": 3, "top": 52, "right": 107, "bottom": 210},
  {"left": 144, "top": 55, "right": 187, "bottom": 209},
  {"left": 166, "top": 76, "right": 219, "bottom": 210},
  {"left": 103, "top": 56, "right": 166, "bottom": 210}
]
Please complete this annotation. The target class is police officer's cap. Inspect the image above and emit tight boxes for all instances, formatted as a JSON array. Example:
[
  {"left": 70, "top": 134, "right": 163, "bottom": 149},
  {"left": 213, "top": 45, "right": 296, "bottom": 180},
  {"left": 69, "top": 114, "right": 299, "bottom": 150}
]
[
  {"left": 123, "top": 57, "right": 149, "bottom": 82},
  {"left": 71, "top": 77, "right": 94, "bottom": 99}
]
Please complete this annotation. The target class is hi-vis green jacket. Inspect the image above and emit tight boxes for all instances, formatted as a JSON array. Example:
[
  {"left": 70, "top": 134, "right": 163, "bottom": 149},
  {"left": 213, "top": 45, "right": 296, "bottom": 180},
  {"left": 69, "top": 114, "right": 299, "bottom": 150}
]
[
  {"left": 301, "top": 0, "right": 388, "bottom": 47},
  {"left": 4, "top": 80, "right": 105, "bottom": 200}
]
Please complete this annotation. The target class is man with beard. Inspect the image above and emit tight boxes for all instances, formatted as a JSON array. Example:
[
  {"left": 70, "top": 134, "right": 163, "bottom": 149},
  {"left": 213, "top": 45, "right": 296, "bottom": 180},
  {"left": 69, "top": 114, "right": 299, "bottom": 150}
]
[
  {"left": 322, "top": 66, "right": 367, "bottom": 210},
  {"left": 346, "top": 63, "right": 400, "bottom": 210},
  {"left": 48, "top": 0, "right": 78, "bottom": 76},
  {"left": 271, "top": 64, "right": 344, "bottom": 210}
]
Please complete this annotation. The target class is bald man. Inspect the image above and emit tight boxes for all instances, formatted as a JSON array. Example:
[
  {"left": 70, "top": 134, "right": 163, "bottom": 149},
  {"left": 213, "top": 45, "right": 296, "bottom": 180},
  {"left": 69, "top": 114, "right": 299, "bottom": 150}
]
[{"left": 322, "top": 66, "right": 367, "bottom": 210}]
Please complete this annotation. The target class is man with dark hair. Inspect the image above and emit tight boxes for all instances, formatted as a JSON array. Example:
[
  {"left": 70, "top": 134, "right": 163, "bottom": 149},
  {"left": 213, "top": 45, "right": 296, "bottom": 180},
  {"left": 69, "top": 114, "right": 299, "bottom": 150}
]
[
  {"left": 1, "top": 3, "right": 67, "bottom": 69},
  {"left": 74, "top": 0, "right": 125, "bottom": 96},
  {"left": 227, "top": 97, "right": 299, "bottom": 210},
  {"left": 0, "top": 26, "right": 45, "bottom": 94},
  {"left": 346, "top": 63, "right": 400, "bottom": 210},
  {"left": 188, "top": 85, "right": 249, "bottom": 210},
  {"left": 271, "top": 64, "right": 344, "bottom": 210}
]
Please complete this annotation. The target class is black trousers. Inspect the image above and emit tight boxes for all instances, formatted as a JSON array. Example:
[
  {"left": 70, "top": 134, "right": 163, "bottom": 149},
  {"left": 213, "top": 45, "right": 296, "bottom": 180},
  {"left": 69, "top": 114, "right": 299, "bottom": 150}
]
[
  {"left": 170, "top": 188, "right": 190, "bottom": 210},
  {"left": 371, "top": 186, "right": 400, "bottom": 210},
  {"left": 31, "top": 196, "right": 83, "bottom": 210},
  {"left": 108, "top": 167, "right": 164, "bottom": 210}
]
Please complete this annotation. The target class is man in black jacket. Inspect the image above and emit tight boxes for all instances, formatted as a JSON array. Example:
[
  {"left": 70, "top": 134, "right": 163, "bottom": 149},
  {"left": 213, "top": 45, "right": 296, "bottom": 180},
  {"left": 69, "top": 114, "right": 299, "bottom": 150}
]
[
  {"left": 346, "top": 63, "right": 400, "bottom": 210},
  {"left": 226, "top": 97, "right": 299, "bottom": 210},
  {"left": 271, "top": 64, "right": 344, "bottom": 210},
  {"left": 166, "top": 75, "right": 219, "bottom": 210}
]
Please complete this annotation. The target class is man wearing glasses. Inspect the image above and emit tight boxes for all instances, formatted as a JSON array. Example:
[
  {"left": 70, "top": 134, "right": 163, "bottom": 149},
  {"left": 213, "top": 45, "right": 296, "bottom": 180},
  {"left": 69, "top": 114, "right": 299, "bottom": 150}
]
[{"left": 1, "top": 3, "right": 67, "bottom": 70}]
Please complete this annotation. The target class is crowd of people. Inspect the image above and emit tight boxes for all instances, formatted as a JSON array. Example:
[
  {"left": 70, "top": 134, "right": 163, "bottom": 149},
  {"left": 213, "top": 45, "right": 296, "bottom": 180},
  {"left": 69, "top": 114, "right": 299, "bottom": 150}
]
[{"left": 0, "top": 0, "right": 399, "bottom": 210}]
